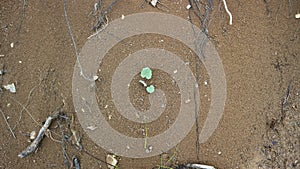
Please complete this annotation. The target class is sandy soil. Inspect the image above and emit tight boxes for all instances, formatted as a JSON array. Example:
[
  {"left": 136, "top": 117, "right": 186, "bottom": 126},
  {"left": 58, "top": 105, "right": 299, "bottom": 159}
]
[{"left": 0, "top": 0, "right": 299, "bottom": 169}]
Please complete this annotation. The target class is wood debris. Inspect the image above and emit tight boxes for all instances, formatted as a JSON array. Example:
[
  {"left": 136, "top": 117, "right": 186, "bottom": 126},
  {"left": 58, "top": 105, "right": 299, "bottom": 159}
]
[{"left": 18, "top": 111, "right": 60, "bottom": 158}]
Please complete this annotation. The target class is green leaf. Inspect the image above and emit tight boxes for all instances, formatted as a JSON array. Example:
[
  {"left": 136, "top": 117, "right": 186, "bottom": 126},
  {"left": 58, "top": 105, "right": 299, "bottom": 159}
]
[
  {"left": 141, "top": 67, "right": 152, "bottom": 80},
  {"left": 146, "top": 85, "right": 155, "bottom": 94}
]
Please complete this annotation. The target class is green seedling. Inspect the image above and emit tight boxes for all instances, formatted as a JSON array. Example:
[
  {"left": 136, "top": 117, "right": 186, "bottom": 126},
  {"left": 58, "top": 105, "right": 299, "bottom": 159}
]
[
  {"left": 146, "top": 85, "right": 155, "bottom": 94},
  {"left": 141, "top": 67, "right": 152, "bottom": 80}
]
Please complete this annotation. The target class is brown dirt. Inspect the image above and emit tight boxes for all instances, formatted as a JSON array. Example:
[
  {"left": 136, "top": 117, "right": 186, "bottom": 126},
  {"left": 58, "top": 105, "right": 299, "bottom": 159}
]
[{"left": 0, "top": 0, "right": 299, "bottom": 169}]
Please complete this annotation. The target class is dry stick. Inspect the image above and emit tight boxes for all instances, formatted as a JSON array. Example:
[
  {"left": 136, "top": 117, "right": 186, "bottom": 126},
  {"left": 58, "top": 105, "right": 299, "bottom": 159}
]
[
  {"left": 8, "top": 95, "right": 40, "bottom": 126},
  {"left": 68, "top": 142, "right": 113, "bottom": 167},
  {"left": 63, "top": 0, "right": 94, "bottom": 82},
  {"left": 283, "top": 80, "right": 293, "bottom": 105},
  {"left": 189, "top": 0, "right": 203, "bottom": 25},
  {"left": 188, "top": 9, "right": 201, "bottom": 162},
  {"left": 18, "top": 111, "right": 60, "bottom": 158},
  {"left": 93, "top": 0, "right": 120, "bottom": 31},
  {"left": 222, "top": 0, "right": 232, "bottom": 25},
  {"left": 87, "top": 16, "right": 108, "bottom": 40},
  {"left": 202, "top": 0, "right": 213, "bottom": 34},
  {"left": 72, "top": 156, "right": 81, "bottom": 169},
  {"left": 13, "top": 85, "right": 37, "bottom": 130},
  {"left": 0, "top": 108, "right": 16, "bottom": 139},
  {"left": 60, "top": 114, "right": 114, "bottom": 168},
  {"left": 280, "top": 80, "right": 293, "bottom": 123},
  {"left": 288, "top": 0, "right": 292, "bottom": 16},
  {"left": 17, "top": 0, "right": 27, "bottom": 34},
  {"left": 188, "top": 0, "right": 211, "bottom": 59},
  {"left": 57, "top": 115, "right": 71, "bottom": 168}
]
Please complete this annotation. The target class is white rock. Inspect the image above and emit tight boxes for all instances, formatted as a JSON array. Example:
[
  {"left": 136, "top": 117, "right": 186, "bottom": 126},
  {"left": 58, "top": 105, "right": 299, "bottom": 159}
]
[
  {"left": 93, "top": 75, "right": 99, "bottom": 81},
  {"left": 146, "top": 145, "right": 153, "bottom": 153},
  {"left": 10, "top": 43, "right": 14, "bottom": 48},
  {"left": 186, "top": 4, "right": 191, "bottom": 9},
  {"left": 121, "top": 15, "right": 125, "bottom": 20},
  {"left": 106, "top": 154, "right": 118, "bottom": 169},
  {"left": 295, "top": 13, "right": 300, "bottom": 19},
  {"left": 3, "top": 83, "right": 16, "bottom": 93},
  {"left": 150, "top": 0, "right": 158, "bottom": 7},
  {"left": 30, "top": 131, "right": 36, "bottom": 140}
]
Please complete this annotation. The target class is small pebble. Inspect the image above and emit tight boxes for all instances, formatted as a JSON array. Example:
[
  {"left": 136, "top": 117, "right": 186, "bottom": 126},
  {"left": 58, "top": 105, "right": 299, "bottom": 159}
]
[
  {"left": 3, "top": 83, "right": 16, "bottom": 93},
  {"left": 121, "top": 15, "right": 125, "bottom": 20},
  {"left": 93, "top": 75, "right": 99, "bottom": 81},
  {"left": 146, "top": 145, "right": 153, "bottom": 153},
  {"left": 10, "top": 43, "right": 14, "bottom": 48},
  {"left": 30, "top": 131, "right": 36, "bottom": 140},
  {"left": 150, "top": 0, "right": 158, "bottom": 7},
  {"left": 186, "top": 4, "right": 191, "bottom": 9},
  {"left": 106, "top": 154, "right": 118, "bottom": 169}
]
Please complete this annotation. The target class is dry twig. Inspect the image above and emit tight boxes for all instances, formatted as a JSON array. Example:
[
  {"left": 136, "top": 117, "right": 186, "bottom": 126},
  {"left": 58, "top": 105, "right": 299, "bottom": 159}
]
[
  {"left": 0, "top": 108, "right": 16, "bottom": 139},
  {"left": 73, "top": 156, "right": 81, "bottom": 169},
  {"left": 18, "top": 0, "right": 27, "bottom": 34},
  {"left": 18, "top": 111, "right": 60, "bottom": 158},
  {"left": 13, "top": 85, "right": 38, "bottom": 130},
  {"left": 63, "top": 0, "right": 94, "bottom": 82},
  {"left": 8, "top": 95, "right": 40, "bottom": 126},
  {"left": 93, "top": 0, "right": 120, "bottom": 31}
]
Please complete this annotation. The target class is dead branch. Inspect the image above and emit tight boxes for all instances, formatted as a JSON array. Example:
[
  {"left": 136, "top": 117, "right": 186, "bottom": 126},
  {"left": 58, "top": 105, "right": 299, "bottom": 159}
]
[{"left": 18, "top": 111, "right": 60, "bottom": 158}]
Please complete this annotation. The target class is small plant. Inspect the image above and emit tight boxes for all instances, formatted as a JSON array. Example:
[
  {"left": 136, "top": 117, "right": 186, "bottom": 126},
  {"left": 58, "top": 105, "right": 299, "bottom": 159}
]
[
  {"left": 140, "top": 67, "right": 155, "bottom": 94},
  {"left": 141, "top": 67, "right": 152, "bottom": 80},
  {"left": 146, "top": 85, "right": 155, "bottom": 94}
]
